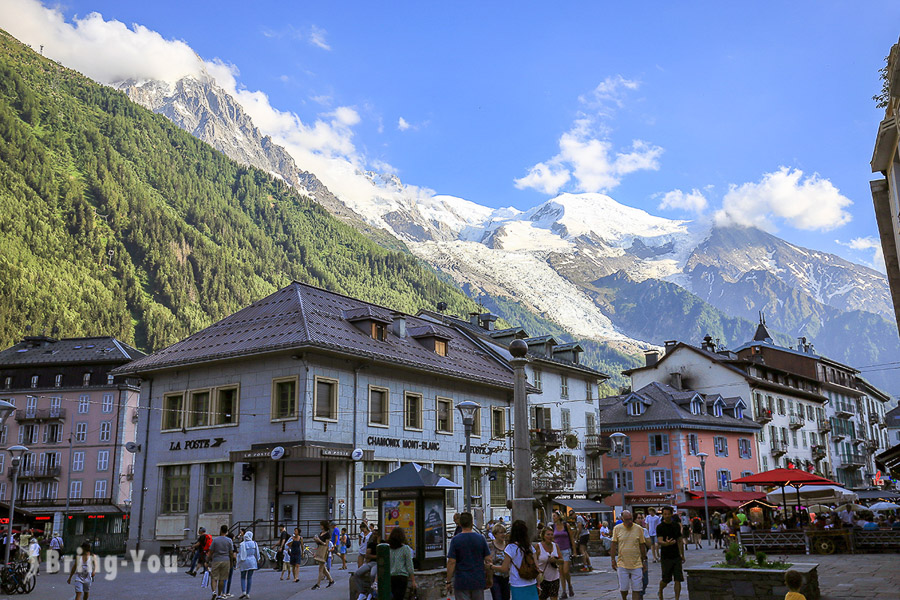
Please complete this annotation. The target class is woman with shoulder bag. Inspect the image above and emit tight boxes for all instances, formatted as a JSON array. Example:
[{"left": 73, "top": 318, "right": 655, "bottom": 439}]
[
  {"left": 534, "top": 527, "right": 560, "bottom": 600},
  {"left": 496, "top": 520, "right": 539, "bottom": 600},
  {"left": 312, "top": 521, "right": 336, "bottom": 590},
  {"left": 387, "top": 528, "right": 417, "bottom": 600},
  {"left": 489, "top": 524, "right": 511, "bottom": 600},
  {"left": 550, "top": 512, "right": 576, "bottom": 598}
]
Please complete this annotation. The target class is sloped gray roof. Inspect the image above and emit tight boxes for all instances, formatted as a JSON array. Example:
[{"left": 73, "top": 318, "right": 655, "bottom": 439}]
[
  {"left": 361, "top": 462, "right": 461, "bottom": 490},
  {"left": 0, "top": 336, "right": 144, "bottom": 367},
  {"left": 113, "top": 283, "right": 517, "bottom": 389},
  {"left": 885, "top": 406, "right": 900, "bottom": 427},
  {"left": 599, "top": 381, "right": 761, "bottom": 431}
]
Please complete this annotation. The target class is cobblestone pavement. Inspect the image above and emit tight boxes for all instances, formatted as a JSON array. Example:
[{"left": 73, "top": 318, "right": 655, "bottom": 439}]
[{"left": 19, "top": 547, "right": 900, "bottom": 600}]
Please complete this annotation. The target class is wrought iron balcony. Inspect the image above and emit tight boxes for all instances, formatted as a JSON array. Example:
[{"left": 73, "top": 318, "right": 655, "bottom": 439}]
[
  {"left": 586, "top": 476, "right": 615, "bottom": 494},
  {"left": 530, "top": 429, "right": 563, "bottom": 451},
  {"left": 756, "top": 408, "right": 773, "bottom": 425},
  {"left": 866, "top": 439, "right": 879, "bottom": 452},
  {"left": 831, "top": 429, "right": 846, "bottom": 442},
  {"left": 833, "top": 403, "right": 854, "bottom": 418},
  {"left": 584, "top": 434, "right": 611, "bottom": 457},
  {"left": 15, "top": 466, "right": 61, "bottom": 480},
  {"left": 770, "top": 440, "right": 787, "bottom": 457},
  {"left": 811, "top": 445, "right": 827, "bottom": 460},
  {"left": 15, "top": 408, "right": 66, "bottom": 422},
  {"left": 789, "top": 414, "right": 805, "bottom": 430},
  {"left": 839, "top": 451, "right": 866, "bottom": 467},
  {"left": 532, "top": 477, "right": 566, "bottom": 493},
  {"left": 817, "top": 419, "right": 831, "bottom": 433},
  {"left": 868, "top": 413, "right": 881, "bottom": 425}
]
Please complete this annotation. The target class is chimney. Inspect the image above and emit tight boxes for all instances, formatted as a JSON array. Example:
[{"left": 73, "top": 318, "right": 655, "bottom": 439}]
[
  {"left": 392, "top": 315, "right": 407, "bottom": 338},
  {"left": 701, "top": 334, "right": 715, "bottom": 352},
  {"left": 477, "top": 313, "right": 498, "bottom": 331},
  {"left": 670, "top": 372, "right": 683, "bottom": 390},
  {"left": 644, "top": 350, "right": 659, "bottom": 367},
  {"left": 469, "top": 312, "right": 481, "bottom": 326},
  {"left": 664, "top": 340, "right": 678, "bottom": 351}
]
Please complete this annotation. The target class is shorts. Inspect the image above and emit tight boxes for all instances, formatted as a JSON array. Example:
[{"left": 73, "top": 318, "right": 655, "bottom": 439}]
[
  {"left": 538, "top": 578, "right": 560, "bottom": 600},
  {"left": 74, "top": 579, "right": 92, "bottom": 593},
  {"left": 649, "top": 535, "right": 658, "bottom": 545},
  {"left": 560, "top": 548, "right": 572, "bottom": 561},
  {"left": 617, "top": 567, "right": 642, "bottom": 592},
  {"left": 282, "top": 562, "right": 291, "bottom": 572},
  {"left": 510, "top": 585, "right": 540, "bottom": 600},
  {"left": 210, "top": 560, "right": 230, "bottom": 581},
  {"left": 660, "top": 557, "right": 684, "bottom": 584},
  {"left": 578, "top": 534, "right": 589, "bottom": 546},
  {"left": 339, "top": 545, "right": 347, "bottom": 554}
]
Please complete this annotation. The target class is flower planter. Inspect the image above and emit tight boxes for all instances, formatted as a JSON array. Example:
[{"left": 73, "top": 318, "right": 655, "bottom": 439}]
[{"left": 685, "top": 562, "right": 819, "bottom": 600}]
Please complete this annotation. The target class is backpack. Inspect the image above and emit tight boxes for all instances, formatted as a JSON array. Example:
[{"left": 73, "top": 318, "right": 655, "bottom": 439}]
[
  {"left": 515, "top": 546, "right": 539, "bottom": 580},
  {"left": 201, "top": 534, "right": 212, "bottom": 552}
]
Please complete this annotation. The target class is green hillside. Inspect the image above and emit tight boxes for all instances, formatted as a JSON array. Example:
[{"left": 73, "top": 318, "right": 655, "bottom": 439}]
[{"left": 0, "top": 30, "right": 483, "bottom": 351}]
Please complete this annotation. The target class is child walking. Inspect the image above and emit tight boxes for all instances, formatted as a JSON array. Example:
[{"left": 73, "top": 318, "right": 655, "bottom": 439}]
[{"left": 280, "top": 546, "right": 291, "bottom": 581}]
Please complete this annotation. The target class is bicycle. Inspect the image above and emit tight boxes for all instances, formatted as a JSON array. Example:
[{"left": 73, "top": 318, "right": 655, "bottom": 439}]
[{"left": 1, "top": 560, "right": 35, "bottom": 594}]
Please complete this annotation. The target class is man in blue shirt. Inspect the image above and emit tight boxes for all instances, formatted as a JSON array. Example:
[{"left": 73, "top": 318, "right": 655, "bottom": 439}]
[
  {"left": 446, "top": 512, "right": 491, "bottom": 600},
  {"left": 329, "top": 521, "right": 340, "bottom": 571}
]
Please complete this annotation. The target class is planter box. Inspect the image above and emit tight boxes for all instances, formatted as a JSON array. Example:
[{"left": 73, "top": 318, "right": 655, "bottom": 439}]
[{"left": 685, "top": 562, "right": 819, "bottom": 600}]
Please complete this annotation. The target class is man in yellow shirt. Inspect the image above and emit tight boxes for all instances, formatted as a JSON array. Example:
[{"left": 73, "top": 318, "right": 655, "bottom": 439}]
[{"left": 610, "top": 511, "right": 648, "bottom": 600}]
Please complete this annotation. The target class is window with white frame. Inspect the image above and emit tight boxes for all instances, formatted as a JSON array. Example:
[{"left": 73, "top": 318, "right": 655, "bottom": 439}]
[
  {"left": 689, "top": 468, "right": 703, "bottom": 489},
  {"left": 69, "top": 480, "right": 82, "bottom": 499},
  {"left": 102, "top": 394, "right": 114, "bottom": 413},
  {"left": 560, "top": 408, "right": 571, "bottom": 432},
  {"left": 75, "top": 422, "right": 87, "bottom": 443},
  {"left": 758, "top": 427, "right": 765, "bottom": 443},
  {"left": 791, "top": 429, "right": 798, "bottom": 448},
  {"left": 50, "top": 396, "right": 61, "bottom": 416},
  {"left": 2, "top": 377, "right": 9, "bottom": 389},
  {"left": 1, "top": 425, "right": 7, "bottom": 445},
  {"left": 404, "top": 392, "right": 423, "bottom": 430},
  {"left": 436, "top": 397, "right": 452, "bottom": 433},
  {"left": 0, "top": 482, "right": 7, "bottom": 501},
  {"left": 610, "top": 470, "right": 634, "bottom": 492},
  {"left": 82, "top": 373, "right": 91, "bottom": 386},
  {"left": 30, "top": 375, "right": 38, "bottom": 388},
  {"left": 714, "top": 436, "right": 728, "bottom": 456},
  {"left": 471, "top": 406, "right": 482, "bottom": 437},
  {"left": 97, "top": 450, "right": 109, "bottom": 471},
  {"left": 646, "top": 468, "right": 673, "bottom": 491},
  {"left": 94, "top": 479, "right": 108, "bottom": 499},
  {"left": 78, "top": 394, "right": 90, "bottom": 414},
  {"left": 740, "top": 470, "right": 755, "bottom": 491},
  {"left": 738, "top": 438, "right": 752, "bottom": 459},
  {"left": 99, "top": 421, "right": 111, "bottom": 442},
  {"left": 627, "top": 400, "right": 645, "bottom": 416},
  {"left": 532, "top": 368, "right": 542, "bottom": 392},
  {"left": 560, "top": 375, "right": 569, "bottom": 398},
  {"left": 687, "top": 433, "right": 699, "bottom": 455},
  {"left": 0, "top": 454, "right": 4, "bottom": 474},
  {"left": 203, "top": 463, "right": 233, "bottom": 512},
  {"left": 369, "top": 387, "right": 389, "bottom": 427},
  {"left": 713, "top": 402, "right": 723, "bottom": 417},
  {"left": 585, "top": 380, "right": 593, "bottom": 402},
  {"left": 314, "top": 378, "right": 338, "bottom": 421},
  {"left": 717, "top": 469, "right": 732, "bottom": 491},
  {"left": 691, "top": 398, "right": 703, "bottom": 415},
  {"left": 649, "top": 433, "right": 670, "bottom": 456},
  {"left": 161, "top": 465, "right": 190, "bottom": 514},
  {"left": 585, "top": 413, "right": 596, "bottom": 435},
  {"left": 363, "top": 462, "right": 389, "bottom": 509},
  {"left": 72, "top": 452, "right": 84, "bottom": 472},
  {"left": 26, "top": 396, "right": 36, "bottom": 416},
  {"left": 610, "top": 435, "right": 631, "bottom": 457},
  {"left": 735, "top": 405, "right": 743, "bottom": 419},
  {"left": 802, "top": 431, "right": 807, "bottom": 448}
]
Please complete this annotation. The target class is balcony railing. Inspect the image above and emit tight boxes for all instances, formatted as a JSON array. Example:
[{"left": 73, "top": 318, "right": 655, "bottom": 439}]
[
  {"left": 833, "top": 403, "right": 854, "bottom": 418},
  {"left": 869, "top": 413, "right": 881, "bottom": 425},
  {"left": 770, "top": 440, "right": 787, "bottom": 456},
  {"left": 533, "top": 477, "right": 567, "bottom": 493},
  {"left": 789, "top": 414, "right": 805, "bottom": 430},
  {"left": 755, "top": 408, "right": 773, "bottom": 425},
  {"left": 584, "top": 434, "right": 611, "bottom": 457},
  {"left": 16, "top": 497, "right": 114, "bottom": 508},
  {"left": 838, "top": 451, "right": 866, "bottom": 467},
  {"left": 811, "top": 445, "right": 827, "bottom": 460},
  {"left": 866, "top": 439, "right": 879, "bottom": 452},
  {"left": 16, "top": 466, "right": 62, "bottom": 480},
  {"left": 15, "top": 408, "right": 66, "bottom": 422},
  {"left": 530, "top": 429, "right": 563, "bottom": 451},
  {"left": 817, "top": 419, "right": 831, "bottom": 433},
  {"left": 586, "top": 476, "right": 615, "bottom": 494}
]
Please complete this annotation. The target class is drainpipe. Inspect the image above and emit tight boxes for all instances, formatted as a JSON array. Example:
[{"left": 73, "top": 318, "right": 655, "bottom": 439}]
[
  {"left": 110, "top": 386, "right": 124, "bottom": 514},
  {"left": 351, "top": 364, "right": 364, "bottom": 526},
  {"left": 135, "top": 377, "right": 152, "bottom": 552}
]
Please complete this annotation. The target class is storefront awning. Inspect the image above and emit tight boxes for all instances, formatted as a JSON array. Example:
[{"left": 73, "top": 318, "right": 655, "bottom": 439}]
[{"left": 554, "top": 498, "right": 607, "bottom": 512}]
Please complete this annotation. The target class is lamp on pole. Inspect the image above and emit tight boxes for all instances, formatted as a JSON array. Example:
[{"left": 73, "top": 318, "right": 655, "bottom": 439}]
[
  {"left": 456, "top": 401, "right": 480, "bottom": 515},
  {"left": 0, "top": 399, "right": 16, "bottom": 561},
  {"left": 509, "top": 339, "right": 536, "bottom": 536},
  {"left": 5, "top": 445, "right": 28, "bottom": 565},
  {"left": 609, "top": 432, "right": 627, "bottom": 515},
  {"left": 697, "top": 452, "right": 712, "bottom": 546}
]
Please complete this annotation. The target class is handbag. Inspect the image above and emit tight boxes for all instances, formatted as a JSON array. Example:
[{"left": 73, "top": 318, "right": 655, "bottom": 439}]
[{"left": 200, "top": 570, "right": 210, "bottom": 588}]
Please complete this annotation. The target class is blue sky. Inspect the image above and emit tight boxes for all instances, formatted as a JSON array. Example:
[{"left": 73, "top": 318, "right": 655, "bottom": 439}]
[{"left": 5, "top": 1, "right": 900, "bottom": 269}]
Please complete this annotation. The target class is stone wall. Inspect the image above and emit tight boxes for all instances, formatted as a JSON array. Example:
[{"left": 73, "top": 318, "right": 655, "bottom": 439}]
[{"left": 685, "top": 562, "right": 819, "bottom": 600}]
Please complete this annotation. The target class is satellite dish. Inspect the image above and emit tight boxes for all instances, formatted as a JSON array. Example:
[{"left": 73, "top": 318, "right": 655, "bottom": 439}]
[
  {"left": 270, "top": 446, "right": 285, "bottom": 460},
  {"left": 351, "top": 448, "right": 364, "bottom": 461},
  {"left": 125, "top": 441, "right": 140, "bottom": 453}
]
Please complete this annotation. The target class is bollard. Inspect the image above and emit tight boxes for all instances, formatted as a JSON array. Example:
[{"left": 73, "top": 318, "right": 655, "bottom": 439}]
[{"left": 377, "top": 543, "right": 391, "bottom": 600}]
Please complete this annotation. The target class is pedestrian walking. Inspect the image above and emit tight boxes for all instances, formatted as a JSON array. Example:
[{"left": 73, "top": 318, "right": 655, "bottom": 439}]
[
  {"left": 495, "top": 519, "right": 539, "bottom": 600},
  {"left": 289, "top": 529, "right": 303, "bottom": 583},
  {"left": 339, "top": 527, "right": 349, "bottom": 570},
  {"left": 446, "top": 512, "right": 492, "bottom": 600},
  {"left": 208, "top": 525, "right": 236, "bottom": 600},
  {"left": 27, "top": 536, "right": 40, "bottom": 577},
  {"left": 187, "top": 527, "right": 212, "bottom": 576},
  {"left": 645, "top": 508, "right": 661, "bottom": 562},
  {"left": 575, "top": 514, "right": 590, "bottom": 566},
  {"left": 276, "top": 525, "right": 289, "bottom": 572},
  {"left": 656, "top": 506, "right": 685, "bottom": 600},
  {"left": 610, "top": 510, "right": 648, "bottom": 600},
  {"left": 711, "top": 512, "right": 723, "bottom": 549},
  {"left": 223, "top": 530, "right": 241, "bottom": 598},
  {"left": 534, "top": 527, "right": 560, "bottom": 600},
  {"left": 387, "top": 527, "right": 417, "bottom": 600},
  {"left": 358, "top": 523, "right": 371, "bottom": 567},
  {"left": 237, "top": 531, "right": 259, "bottom": 599},
  {"left": 635, "top": 514, "right": 651, "bottom": 598},
  {"left": 488, "top": 523, "right": 510, "bottom": 600},
  {"left": 312, "top": 520, "right": 336, "bottom": 589},
  {"left": 690, "top": 515, "right": 703, "bottom": 549},
  {"left": 329, "top": 520, "right": 340, "bottom": 571},
  {"left": 67, "top": 542, "right": 96, "bottom": 600},
  {"left": 279, "top": 545, "right": 291, "bottom": 581},
  {"left": 550, "top": 511, "right": 576, "bottom": 598}
]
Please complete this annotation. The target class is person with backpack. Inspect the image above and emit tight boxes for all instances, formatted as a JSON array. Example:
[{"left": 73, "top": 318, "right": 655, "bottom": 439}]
[
  {"left": 187, "top": 527, "right": 212, "bottom": 576},
  {"left": 495, "top": 519, "right": 539, "bottom": 600}
]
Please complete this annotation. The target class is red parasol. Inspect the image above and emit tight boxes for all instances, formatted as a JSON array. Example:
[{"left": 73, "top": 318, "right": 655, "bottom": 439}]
[{"left": 732, "top": 468, "right": 836, "bottom": 517}]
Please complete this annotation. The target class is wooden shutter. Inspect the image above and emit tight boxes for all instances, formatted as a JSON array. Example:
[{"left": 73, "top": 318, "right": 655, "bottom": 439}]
[
  {"left": 646, "top": 469, "right": 654, "bottom": 491},
  {"left": 626, "top": 471, "right": 634, "bottom": 492},
  {"left": 665, "top": 469, "right": 673, "bottom": 491},
  {"left": 662, "top": 434, "right": 669, "bottom": 455}
]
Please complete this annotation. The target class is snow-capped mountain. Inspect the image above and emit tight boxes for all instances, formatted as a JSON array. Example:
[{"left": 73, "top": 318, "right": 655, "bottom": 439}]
[{"left": 114, "top": 73, "right": 899, "bottom": 394}]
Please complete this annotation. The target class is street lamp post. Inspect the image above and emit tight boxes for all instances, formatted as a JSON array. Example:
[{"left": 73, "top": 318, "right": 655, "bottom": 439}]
[
  {"left": 0, "top": 400, "right": 16, "bottom": 562},
  {"left": 456, "top": 401, "right": 481, "bottom": 515},
  {"left": 5, "top": 445, "right": 28, "bottom": 565},
  {"left": 509, "top": 340, "right": 536, "bottom": 536},
  {"left": 609, "top": 432, "right": 627, "bottom": 515},
  {"left": 697, "top": 452, "right": 712, "bottom": 546}
]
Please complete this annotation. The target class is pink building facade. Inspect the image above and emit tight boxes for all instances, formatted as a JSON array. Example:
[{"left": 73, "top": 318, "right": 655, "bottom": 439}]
[
  {"left": 0, "top": 335, "right": 143, "bottom": 552},
  {"left": 599, "top": 382, "right": 761, "bottom": 513}
]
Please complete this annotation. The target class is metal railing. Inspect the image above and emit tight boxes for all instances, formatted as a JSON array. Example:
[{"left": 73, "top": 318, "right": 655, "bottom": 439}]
[
  {"left": 770, "top": 440, "right": 787, "bottom": 456},
  {"left": 14, "top": 408, "right": 66, "bottom": 421},
  {"left": 756, "top": 408, "right": 773, "bottom": 424},
  {"left": 17, "top": 466, "right": 61, "bottom": 479},
  {"left": 789, "top": 414, "right": 805, "bottom": 429},
  {"left": 584, "top": 434, "right": 611, "bottom": 456},
  {"left": 586, "top": 476, "right": 615, "bottom": 494},
  {"left": 530, "top": 429, "right": 563, "bottom": 450}
]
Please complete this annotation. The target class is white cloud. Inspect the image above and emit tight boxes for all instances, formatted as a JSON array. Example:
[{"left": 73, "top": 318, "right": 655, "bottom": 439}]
[
  {"left": 308, "top": 25, "right": 331, "bottom": 51},
  {"left": 714, "top": 167, "right": 853, "bottom": 232},
  {"left": 515, "top": 76, "right": 662, "bottom": 195},
  {"left": 836, "top": 237, "right": 886, "bottom": 273},
  {"left": 658, "top": 188, "right": 708, "bottom": 214},
  {"left": 398, "top": 117, "right": 410, "bottom": 131}
]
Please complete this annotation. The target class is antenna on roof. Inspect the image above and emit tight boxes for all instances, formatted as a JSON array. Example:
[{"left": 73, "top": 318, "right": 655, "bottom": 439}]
[{"left": 436, "top": 302, "right": 448, "bottom": 313}]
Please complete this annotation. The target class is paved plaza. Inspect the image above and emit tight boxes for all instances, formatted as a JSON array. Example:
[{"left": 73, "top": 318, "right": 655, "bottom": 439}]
[{"left": 19, "top": 546, "right": 900, "bottom": 600}]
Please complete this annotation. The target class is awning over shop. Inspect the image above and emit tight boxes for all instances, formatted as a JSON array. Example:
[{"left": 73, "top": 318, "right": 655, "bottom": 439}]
[{"left": 554, "top": 498, "right": 607, "bottom": 512}]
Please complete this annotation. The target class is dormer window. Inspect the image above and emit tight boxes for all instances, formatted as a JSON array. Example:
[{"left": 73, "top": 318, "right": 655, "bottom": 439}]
[
  {"left": 82, "top": 373, "right": 91, "bottom": 386},
  {"left": 371, "top": 321, "right": 386, "bottom": 341},
  {"left": 434, "top": 339, "right": 448, "bottom": 357},
  {"left": 55, "top": 374, "right": 62, "bottom": 387},
  {"left": 30, "top": 375, "right": 38, "bottom": 389},
  {"left": 409, "top": 325, "right": 451, "bottom": 356},
  {"left": 735, "top": 406, "right": 743, "bottom": 420},
  {"left": 691, "top": 398, "right": 703, "bottom": 415},
  {"left": 713, "top": 403, "right": 723, "bottom": 417},
  {"left": 627, "top": 401, "right": 644, "bottom": 416}
]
